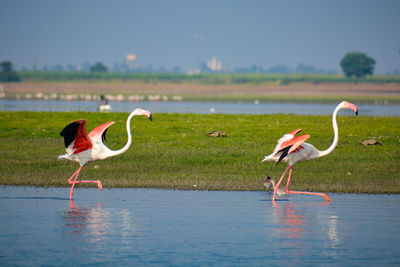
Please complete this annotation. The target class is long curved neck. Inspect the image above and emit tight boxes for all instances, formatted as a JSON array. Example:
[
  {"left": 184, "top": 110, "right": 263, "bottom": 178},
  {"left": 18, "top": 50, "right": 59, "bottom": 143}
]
[
  {"left": 109, "top": 111, "right": 135, "bottom": 157},
  {"left": 318, "top": 105, "right": 341, "bottom": 158}
]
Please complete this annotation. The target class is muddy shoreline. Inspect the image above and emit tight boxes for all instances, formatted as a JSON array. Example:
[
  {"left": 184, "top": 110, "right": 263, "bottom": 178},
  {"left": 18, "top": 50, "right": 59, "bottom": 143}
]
[{"left": 3, "top": 82, "right": 400, "bottom": 96}]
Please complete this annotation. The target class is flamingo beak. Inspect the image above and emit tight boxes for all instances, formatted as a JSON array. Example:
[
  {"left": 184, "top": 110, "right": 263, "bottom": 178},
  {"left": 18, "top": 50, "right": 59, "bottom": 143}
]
[
  {"left": 350, "top": 104, "right": 358, "bottom": 116},
  {"left": 344, "top": 101, "right": 358, "bottom": 116},
  {"left": 143, "top": 110, "right": 152, "bottom": 121}
]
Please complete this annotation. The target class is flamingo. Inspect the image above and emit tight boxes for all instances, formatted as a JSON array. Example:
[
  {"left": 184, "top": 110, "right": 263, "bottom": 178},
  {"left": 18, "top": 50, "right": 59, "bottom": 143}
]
[
  {"left": 58, "top": 108, "right": 152, "bottom": 199},
  {"left": 262, "top": 101, "right": 358, "bottom": 203}
]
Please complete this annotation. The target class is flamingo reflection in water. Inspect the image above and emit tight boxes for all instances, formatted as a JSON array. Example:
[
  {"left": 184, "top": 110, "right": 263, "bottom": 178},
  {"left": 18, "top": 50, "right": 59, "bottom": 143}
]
[
  {"left": 64, "top": 200, "right": 139, "bottom": 249},
  {"left": 262, "top": 101, "right": 358, "bottom": 205},
  {"left": 273, "top": 202, "right": 306, "bottom": 239},
  {"left": 64, "top": 201, "right": 109, "bottom": 240},
  {"left": 272, "top": 202, "right": 341, "bottom": 249}
]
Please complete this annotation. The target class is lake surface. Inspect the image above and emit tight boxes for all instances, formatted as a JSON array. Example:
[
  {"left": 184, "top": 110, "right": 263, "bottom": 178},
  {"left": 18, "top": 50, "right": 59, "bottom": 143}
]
[
  {"left": 1, "top": 99, "right": 400, "bottom": 116},
  {"left": 1, "top": 186, "right": 399, "bottom": 266}
]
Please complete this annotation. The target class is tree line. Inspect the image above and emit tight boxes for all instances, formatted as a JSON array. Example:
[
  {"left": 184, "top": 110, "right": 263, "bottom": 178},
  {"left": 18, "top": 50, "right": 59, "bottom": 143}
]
[{"left": 0, "top": 52, "right": 389, "bottom": 83}]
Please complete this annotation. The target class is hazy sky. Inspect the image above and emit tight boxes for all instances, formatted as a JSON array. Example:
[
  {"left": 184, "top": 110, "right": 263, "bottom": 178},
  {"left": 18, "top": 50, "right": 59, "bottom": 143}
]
[{"left": 1, "top": 0, "right": 399, "bottom": 73}]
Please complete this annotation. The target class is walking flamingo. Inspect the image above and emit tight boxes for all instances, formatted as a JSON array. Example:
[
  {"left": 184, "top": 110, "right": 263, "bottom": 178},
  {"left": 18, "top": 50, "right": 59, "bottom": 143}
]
[
  {"left": 262, "top": 101, "right": 358, "bottom": 203},
  {"left": 58, "top": 108, "right": 152, "bottom": 199}
]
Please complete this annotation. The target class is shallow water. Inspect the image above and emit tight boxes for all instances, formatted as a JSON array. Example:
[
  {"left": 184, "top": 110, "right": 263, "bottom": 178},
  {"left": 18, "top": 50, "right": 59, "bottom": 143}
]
[
  {"left": 1, "top": 99, "right": 400, "bottom": 116},
  {"left": 0, "top": 187, "right": 399, "bottom": 266}
]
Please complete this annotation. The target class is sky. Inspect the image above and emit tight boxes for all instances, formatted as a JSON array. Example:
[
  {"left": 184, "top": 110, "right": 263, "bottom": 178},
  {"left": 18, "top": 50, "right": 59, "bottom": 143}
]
[{"left": 1, "top": 0, "right": 400, "bottom": 74}]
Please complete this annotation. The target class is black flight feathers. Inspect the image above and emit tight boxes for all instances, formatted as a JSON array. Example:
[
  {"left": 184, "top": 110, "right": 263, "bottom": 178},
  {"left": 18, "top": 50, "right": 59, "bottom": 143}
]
[
  {"left": 60, "top": 122, "right": 80, "bottom": 148},
  {"left": 276, "top": 146, "right": 292, "bottom": 167},
  {"left": 102, "top": 129, "right": 108, "bottom": 143}
]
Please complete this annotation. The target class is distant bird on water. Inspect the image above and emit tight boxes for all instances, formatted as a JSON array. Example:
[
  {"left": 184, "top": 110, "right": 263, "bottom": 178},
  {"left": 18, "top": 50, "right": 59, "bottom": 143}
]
[
  {"left": 262, "top": 101, "right": 358, "bottom": 203},
  {"left": 58, "top": 108, "right": 152, "bottom": 199}
]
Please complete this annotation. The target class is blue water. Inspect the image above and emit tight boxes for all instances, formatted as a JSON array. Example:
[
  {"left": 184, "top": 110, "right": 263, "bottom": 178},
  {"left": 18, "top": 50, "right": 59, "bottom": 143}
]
[
  {"left": 0, "top": 187, "right": 399, "bottom": 266},
  {"left": 1, "top": 99, "right": 400, "bottom": 116}
]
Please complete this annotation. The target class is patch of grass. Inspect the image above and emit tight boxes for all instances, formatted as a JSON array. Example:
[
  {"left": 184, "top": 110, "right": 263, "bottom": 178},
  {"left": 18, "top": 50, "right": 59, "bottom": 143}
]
[
  {"left": 0, "top": 111, "right": 399, "bottom": 193},
  {"left": 17, "top": 71, "right": 400, "bottom": 84}
]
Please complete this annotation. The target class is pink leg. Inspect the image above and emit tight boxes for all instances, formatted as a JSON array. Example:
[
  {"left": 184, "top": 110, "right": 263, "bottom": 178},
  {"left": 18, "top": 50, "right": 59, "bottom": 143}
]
[
  {"left": 67, "top": 167, "right": 81, "bottom": 184},
  {"left": 67, "top": 166, "right": 82, "bottom": 200},
  {"left": 73, "top": 180, "right": 102, "bottom": 191},
  {"left": 67, "top": 166, "right": 103, "bottom": 200},
  {"left": 273, "top": 165, "right": 291, "bottom": 203},
  {"left": 285, "top": 167, "right": 331, "bottom": 202},
  {"left": 285, "top": 166, "right": 293, "bottom": 193}
]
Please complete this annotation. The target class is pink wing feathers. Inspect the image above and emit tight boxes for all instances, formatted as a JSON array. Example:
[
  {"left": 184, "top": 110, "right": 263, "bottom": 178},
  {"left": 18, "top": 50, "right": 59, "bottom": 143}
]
[
  {"left": 288, "top": 128, "right": 302, "bottom": 136},
  {"left": 280, "top": 134, "right": 310, "bottom": 154},
  {"left": 275, "top": 129, "right": 310, "bottom": 166},
  {"left": 88, "top": 121, "right": 115, "bottom": 144}
]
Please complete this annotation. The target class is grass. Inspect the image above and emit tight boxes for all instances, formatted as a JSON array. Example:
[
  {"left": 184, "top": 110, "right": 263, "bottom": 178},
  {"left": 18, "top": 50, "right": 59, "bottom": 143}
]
[
  {"left": 0, "top": 111, "right": 399, "bottom": 193},
  {"left": 17, "top": 71, "right": 400, "bottom": 84}
]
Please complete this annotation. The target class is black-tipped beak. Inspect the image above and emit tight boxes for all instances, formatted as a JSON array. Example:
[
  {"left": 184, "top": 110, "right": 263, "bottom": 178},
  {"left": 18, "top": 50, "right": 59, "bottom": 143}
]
[
  {"left": 149, "top": 114, "right": 152, "bottom": 121},
  {"left": 355, "top": 110, "right": 358, "bottom": 116}
]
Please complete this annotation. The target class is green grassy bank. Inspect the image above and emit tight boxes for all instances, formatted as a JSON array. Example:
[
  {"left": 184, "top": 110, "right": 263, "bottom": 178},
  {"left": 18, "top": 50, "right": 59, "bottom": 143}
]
[
  {"left": 0, "top": 111, "right": 399, "bottom": 193},
  {"left": 17, "top": 71, "right": 400, "bottom": 84}
]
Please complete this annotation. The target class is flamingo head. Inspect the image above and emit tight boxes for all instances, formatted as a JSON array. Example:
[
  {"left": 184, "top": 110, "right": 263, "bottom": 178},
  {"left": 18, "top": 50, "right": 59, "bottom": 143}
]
[
  {"left": 264, "top": 176, "right": 274, "bottom": 189},
  {"left": 341, "top": 101, "right": 358, "bottom": 116},
  {"left": 133, "top": 108, "right": 152, "bottom": 121}
]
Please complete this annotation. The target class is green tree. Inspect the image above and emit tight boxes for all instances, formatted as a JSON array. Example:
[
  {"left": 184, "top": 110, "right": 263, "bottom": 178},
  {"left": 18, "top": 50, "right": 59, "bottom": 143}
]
[
  {"left": 0, "top": 61, "right": 20, "bottom": 82},
  {"left": 90, "top": 62, "right": 108, "bottom": 72},
  {"left": 1, "top": 61, "right": 12, "bottom": 72},
  {"left": 340, "top": 52, "right": 375, "bottom": 78}
]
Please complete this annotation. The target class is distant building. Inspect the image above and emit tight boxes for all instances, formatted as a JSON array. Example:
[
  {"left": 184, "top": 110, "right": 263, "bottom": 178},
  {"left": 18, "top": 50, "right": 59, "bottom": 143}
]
[
  {"left": 206, "top": 57, "right": 222, "bottom": 72},
  {"left": 123, "top": 54, "right": 137, "bottom": 71}
]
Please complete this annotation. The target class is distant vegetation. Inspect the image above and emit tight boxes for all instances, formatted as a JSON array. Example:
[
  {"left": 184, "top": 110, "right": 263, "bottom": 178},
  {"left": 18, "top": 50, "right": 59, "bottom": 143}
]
[
  {"left": 340, "top": 52, "right": 376, "bottom": 78},
  {"left": 0, "top": 61, "right": 20, "bottom": 82},
  {"left": 90, "top": 62, "right": 108, "bottom": 73},
  {"left": 15, "top": 71, "right": 400, "bottom": 84}
]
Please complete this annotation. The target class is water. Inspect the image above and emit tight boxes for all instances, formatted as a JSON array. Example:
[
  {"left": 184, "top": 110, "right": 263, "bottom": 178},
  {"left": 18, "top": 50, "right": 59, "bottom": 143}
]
[
  {"left": 1, "top": 187, "right": 399, "bottom": 266},
  {"left": 1, "top": 99, "right": 400, "bottom": 116}
]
